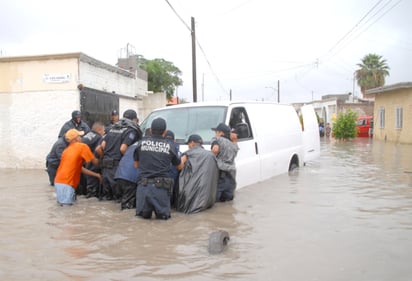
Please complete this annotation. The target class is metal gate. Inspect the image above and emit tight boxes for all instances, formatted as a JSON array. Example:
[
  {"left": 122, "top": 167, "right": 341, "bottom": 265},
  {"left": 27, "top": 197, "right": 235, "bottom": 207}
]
[{"left": 80, "top": 87, "right": 119, "bottom": 127}]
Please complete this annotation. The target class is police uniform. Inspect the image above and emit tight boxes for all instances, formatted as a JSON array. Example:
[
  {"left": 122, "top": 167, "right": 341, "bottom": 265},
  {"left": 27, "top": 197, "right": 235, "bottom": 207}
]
[
  {"left": 165, "top": 130, "right": 181, "bottom": 208},
  {"left": 81, "top": 130, "right": 103, "bottom": 198},
  {"left": 105, "top": 110, "right": 119, "bottom": 134},
  {"left": 134, "top": 118, "right": 181, "bottom": 220},
  {"left": 114, "top": 143, "right": 140, "bottom": 210},
  {"left": 46, "top": 137, "right": 69, "bottom": 185},
  {"left": 101, "top": 112, "right": 142, "bottom": 201},
  {"left": 58, "top": 110, "right": 91, "bottom": 138},
  {"left": 211, "top": 123, "right": 239, "bottom": 202}
]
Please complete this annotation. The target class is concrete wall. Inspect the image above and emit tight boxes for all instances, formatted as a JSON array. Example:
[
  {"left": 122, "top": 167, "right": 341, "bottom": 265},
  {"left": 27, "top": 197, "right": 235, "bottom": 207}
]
[
  {"left": 0, "top": 58, "right": 79, "bottom": 92},
  {"left": 119, "top": 98, "right": 139, "bottom": 120},
  {"left": 0, "top": 90, "right": 79, "bottom": 169},
  {"left": 118, "top": 92, "right": 166, "bottom": 122},
  {"left": 0, "top": 57, "right": 81, "bottom": 168},
  {"left": 138, "top": 92, "right": 167, "bottom": 121},
  {"left": 80, "top": 61, "right": 147, "bottom": 98},
  {"left": 374, "top": 88, "right": 412, "bottom": 144}
]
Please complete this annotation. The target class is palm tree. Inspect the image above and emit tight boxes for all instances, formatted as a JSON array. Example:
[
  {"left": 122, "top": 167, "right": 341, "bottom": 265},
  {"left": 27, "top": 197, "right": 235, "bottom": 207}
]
[{"left": 355, "top": 53, "right": 390, "bottom": 97}]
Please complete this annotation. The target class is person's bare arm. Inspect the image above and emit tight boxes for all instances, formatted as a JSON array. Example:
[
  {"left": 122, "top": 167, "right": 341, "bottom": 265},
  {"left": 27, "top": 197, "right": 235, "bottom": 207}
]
[
  {"left": 91, "top": 157, "right": 99, "bottom": 167},
  {"left": 120, "top": 144, "right": 128, "bottom": 155},
  {"left": 95, "top": 141, "right": 105, "bottom": 157},
  {"left": 81, "top": 167, "right": 102, "bottom": 183},
  {"left": 176, "top": 154, "right": 187, "bottom": 171}
]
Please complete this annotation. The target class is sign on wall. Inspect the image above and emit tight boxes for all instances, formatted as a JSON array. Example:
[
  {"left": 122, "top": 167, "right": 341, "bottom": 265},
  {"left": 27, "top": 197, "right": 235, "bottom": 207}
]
[{"left": 43, "top": 73, "right": 71, "bottom": 83}]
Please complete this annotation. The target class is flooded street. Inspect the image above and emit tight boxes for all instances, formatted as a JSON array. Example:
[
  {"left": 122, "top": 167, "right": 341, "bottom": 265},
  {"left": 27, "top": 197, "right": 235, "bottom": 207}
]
[{"left": 1, "top": 138, "right": 412, "bottom": 281}]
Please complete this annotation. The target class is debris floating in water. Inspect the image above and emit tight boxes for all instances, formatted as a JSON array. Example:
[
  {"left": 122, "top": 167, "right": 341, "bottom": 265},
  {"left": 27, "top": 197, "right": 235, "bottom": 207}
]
[{"left": 208, "top": 230, "right": 230, "bottom": 254}]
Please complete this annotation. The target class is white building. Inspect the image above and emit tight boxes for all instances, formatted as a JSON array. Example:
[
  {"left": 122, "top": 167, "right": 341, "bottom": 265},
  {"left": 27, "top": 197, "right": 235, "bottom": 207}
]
[{"left": 0, "top": 52, "right": 165, "bottom": 168}]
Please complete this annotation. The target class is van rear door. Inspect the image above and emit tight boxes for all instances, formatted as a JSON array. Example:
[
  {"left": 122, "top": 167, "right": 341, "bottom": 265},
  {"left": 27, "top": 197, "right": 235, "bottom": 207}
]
[{"left": 301, "top": 104, "right": 320, "bottom": 163}]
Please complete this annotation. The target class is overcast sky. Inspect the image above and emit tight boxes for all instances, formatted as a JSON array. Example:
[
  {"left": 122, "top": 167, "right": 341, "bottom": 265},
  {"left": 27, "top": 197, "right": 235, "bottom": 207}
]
[{"left": 1, "top": 0, "right": 411, "bottom": 103}]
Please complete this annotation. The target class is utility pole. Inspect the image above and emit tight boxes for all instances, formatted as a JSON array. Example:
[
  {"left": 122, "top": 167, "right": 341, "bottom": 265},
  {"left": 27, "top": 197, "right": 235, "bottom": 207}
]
[
  {"left": 191, "top": 17, "right": 197, "bottom": 102},
  {"left": 230, "top": 89, "right": 232, "bottom": 101},
  {"left": 353, "top": 71, "right": 356, "bottom": 99},
  {"left": 201, "top": 73, "right": 204, "bottom": 102},
  {"left": 277, "top": 79, "right": 280, "bottom": 103},
  {"left": 265, "top": 80, "right": 280, "bottom": 103}
]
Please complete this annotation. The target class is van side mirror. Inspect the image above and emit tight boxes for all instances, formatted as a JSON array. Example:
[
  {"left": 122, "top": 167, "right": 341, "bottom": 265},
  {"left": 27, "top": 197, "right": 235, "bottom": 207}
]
[{"left": 235, "top": 123, "right": 251, "bottom": 139}]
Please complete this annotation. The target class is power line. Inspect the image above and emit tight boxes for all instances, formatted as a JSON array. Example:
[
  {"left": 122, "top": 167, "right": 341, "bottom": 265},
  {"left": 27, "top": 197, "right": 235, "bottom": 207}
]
[
  {"left": 319, "top": 0, "right": 400, "bottom": 63},
  {"left": 322, "top": 0, "right": 386, "bottom": 59},
  {"left": 334, "top": 0, "right": 403, "bottom": 55},
  {"left": 164, "top": 0, "right": 229, "bottom": 96},
  {"left": 164, "top": 0, "right": 191, "bottom": 32},
  {"left": 195, "top": 39, "right": 228, "bottom": 95}
]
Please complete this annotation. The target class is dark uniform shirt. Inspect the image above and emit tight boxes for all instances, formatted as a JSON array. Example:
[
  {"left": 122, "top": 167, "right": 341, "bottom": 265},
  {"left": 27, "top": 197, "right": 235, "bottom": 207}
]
[
  {"left": 82, "top": 130, "right": 102, "bottom": 152},
  {"left": 58, "top": 119, "right": 90, "bottom": 138},
  {"left": 104, "top": 119, "right": 142, "bottom": 160},
  {"left": 105, "top": 122, "right": 116, "bottom": 135},
  {"left": 134, "top": 136, "right": 181, "bottom": 179},
  {"left": 46, "top": 137, "right": 69, "bottom": 166}
]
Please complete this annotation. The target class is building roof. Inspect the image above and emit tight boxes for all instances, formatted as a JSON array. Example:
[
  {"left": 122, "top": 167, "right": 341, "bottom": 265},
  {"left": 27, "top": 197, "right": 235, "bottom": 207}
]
[
  {"left": 365, "top": 82, "right": 412, "bottom": 95},
  {"left": 0, "top": 52, "right": 135, "bottom": 78}
]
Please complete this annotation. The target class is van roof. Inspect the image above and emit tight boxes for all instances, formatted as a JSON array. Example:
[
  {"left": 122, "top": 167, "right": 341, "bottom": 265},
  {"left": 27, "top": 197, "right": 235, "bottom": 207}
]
[{"left": 154, "top": 100, "right": 289, "bottom": 111}]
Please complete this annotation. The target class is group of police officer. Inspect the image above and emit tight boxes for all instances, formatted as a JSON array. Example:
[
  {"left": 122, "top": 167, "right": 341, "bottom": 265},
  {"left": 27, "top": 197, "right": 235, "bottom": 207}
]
[{"left": 47, "top": 109, "right": 238, "bottom": 220}]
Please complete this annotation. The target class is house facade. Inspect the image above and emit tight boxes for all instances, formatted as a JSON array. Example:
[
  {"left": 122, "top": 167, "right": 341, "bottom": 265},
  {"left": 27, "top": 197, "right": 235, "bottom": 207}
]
[
  {"left": 295, "top": 93, "right": 374, "bottom": 127},
  {"left": 366, "top": 82, "right": 412, "bottom": 144},
  {"left": 0, "top": 53, "right": 165, "bottom": 168}
]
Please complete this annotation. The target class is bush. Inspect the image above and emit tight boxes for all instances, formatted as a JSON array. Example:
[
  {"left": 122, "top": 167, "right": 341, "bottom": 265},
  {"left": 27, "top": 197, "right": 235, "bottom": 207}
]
[{"left": 332, "top": 109, "right": 357, "bottom": 140}]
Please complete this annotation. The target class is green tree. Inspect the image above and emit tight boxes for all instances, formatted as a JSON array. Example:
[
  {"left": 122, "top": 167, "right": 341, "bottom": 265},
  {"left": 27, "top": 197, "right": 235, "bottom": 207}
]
[
  {"left": 139, "top": 58, "right": 183, "bottom": 100},
  {"left": 332, "top": 109, "right": 358, "bottom": 140},
  {"left": 355, "top": 53, "right": 390, "bottom": 97}
]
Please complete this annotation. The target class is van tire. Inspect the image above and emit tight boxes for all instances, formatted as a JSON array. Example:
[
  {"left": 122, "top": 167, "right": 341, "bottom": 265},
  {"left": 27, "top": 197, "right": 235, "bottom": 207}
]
[{"left": 288, "top": 162, "right": 299, "bottom": 174}]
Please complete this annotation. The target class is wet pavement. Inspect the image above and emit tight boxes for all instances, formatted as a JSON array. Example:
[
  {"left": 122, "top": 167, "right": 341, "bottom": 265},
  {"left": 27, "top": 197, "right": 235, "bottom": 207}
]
[{"left": 1, "top": 138, "right": 412, "bottom": 281}]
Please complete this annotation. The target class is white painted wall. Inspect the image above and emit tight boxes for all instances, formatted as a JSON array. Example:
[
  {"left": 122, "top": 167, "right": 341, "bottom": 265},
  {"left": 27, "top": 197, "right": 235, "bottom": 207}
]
[
  {"left": 119, "top": 98, "right": 139, "bottom": 120},
  {"left": 138, "top": 92, "right": 167, "bottom": 121},
  {"left": 0, "top": 90, "right": 79, "bottom": 169},
  {"left": 80, "top": 61, "right": 147, "bottom": 98}
]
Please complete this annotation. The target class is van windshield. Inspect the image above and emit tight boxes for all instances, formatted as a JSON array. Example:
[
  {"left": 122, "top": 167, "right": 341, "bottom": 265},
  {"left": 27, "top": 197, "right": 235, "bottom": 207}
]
[{"left": 140, "top": 106, "right": 227, "bottom": 144}]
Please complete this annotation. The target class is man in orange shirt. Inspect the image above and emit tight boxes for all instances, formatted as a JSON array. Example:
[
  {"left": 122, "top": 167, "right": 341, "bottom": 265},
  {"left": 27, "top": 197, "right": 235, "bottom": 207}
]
[{"left": 54, "top": 129, "right": 101, "bottom": 205}]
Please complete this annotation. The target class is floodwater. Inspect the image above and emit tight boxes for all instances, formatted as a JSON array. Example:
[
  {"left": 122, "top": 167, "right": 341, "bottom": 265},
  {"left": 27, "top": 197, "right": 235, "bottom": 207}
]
[{"left": 1, "top": 138, "right": 412, "bottom": 281}]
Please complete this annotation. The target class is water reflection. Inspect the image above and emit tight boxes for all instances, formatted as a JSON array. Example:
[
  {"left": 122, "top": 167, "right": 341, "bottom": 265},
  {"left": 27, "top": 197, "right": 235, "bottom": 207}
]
[{"left": 1, "top": 139, "right": 412, "bottom": 280}]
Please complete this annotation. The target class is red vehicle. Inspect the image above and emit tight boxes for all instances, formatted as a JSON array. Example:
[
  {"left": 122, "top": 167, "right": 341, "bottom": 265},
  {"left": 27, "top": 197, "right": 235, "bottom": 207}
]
[{"left": 356, "top": 115, "right": 373, "bottom": 138}]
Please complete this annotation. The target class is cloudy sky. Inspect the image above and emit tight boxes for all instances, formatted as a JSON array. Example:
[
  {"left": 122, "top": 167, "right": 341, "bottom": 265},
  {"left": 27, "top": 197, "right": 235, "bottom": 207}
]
[{"left": 1, "top": 0, "right": 411, "bottom": 103}]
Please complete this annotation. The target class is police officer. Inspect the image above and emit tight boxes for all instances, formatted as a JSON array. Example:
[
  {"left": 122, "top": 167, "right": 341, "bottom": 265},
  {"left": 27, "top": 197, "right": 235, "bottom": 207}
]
[
  {"left": 97, "top": 109, "right": 142, "bottom": 201},
  {"left": 114, "top": 142, "right": 140, "bottom": 210},
  {"left": 211, "top": 123, "right": 239, "bottom": 202},
  {"left": 58, "top": 110, "right": 91, "bottom": 138},
  {"left": 81, "top": 121, "right": 105, "bottom": 198},
  {"left": 133, "top": 118, "right": 186, "bottom": 220},
  {"left": 165, "top": 130, "right": 181, "bottom": 208},
  {"left": 105, "top": 109, "right": 120, "bottom": 134},
  {"left": 45, "top": 137, "right": 69, "bottom": 186}
]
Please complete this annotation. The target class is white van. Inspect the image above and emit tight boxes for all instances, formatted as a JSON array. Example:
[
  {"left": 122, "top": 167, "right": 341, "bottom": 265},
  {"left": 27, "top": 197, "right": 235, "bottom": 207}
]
[{"left": 140, "top": 101, "right": 320, "bottom": 189}]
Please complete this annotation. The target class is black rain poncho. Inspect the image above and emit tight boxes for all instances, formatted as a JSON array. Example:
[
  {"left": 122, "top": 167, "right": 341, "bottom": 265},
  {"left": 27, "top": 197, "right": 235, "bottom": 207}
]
[{"left": 177, "top": 146, "right": 219, "bottom": 214}]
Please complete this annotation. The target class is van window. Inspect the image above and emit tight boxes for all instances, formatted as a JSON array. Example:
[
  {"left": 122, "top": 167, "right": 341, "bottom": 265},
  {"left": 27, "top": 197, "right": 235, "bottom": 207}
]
[
  {"left": 140, "top": 106, "right": 227, "bottom": 144},
  {"left": 229, "top": 107, "right": 253, "bottom": 140}
]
